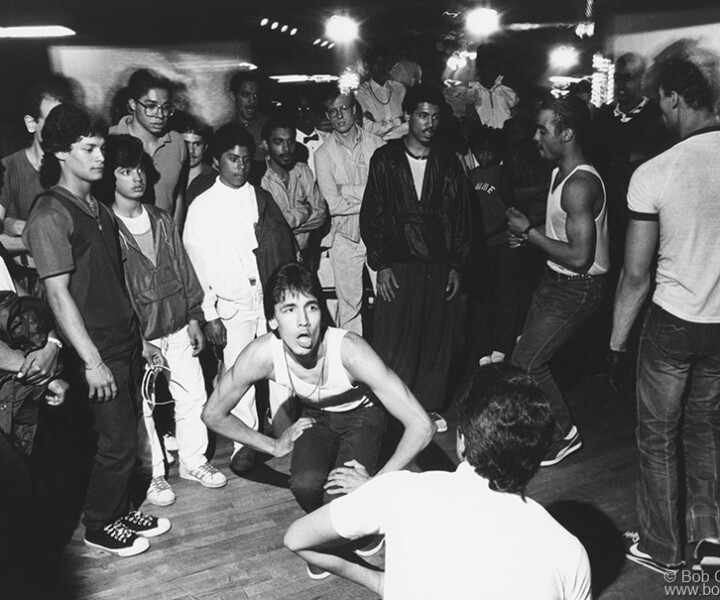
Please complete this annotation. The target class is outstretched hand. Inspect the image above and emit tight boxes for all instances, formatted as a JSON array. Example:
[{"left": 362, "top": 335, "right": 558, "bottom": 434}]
[
  {"left": 273, "top": 417, "right": 315, "bottom": 457},
  {"left": 325, "top": 459, "right": 371, "bottom": 495}
]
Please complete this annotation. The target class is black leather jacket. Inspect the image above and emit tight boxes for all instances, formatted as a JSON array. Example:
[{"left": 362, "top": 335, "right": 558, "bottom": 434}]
[
  {"left": 360, "top": 139, "right": 472, "bottom": 272},
  {"left": 117, "top": 205, "right": 205, "bottom": 341}
]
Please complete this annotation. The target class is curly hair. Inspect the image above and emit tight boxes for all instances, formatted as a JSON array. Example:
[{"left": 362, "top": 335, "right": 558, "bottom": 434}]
[
  {"left": 39, "top": 104, "right": 105, "bottom": 188},
  {"left": 458, "top": 364, "right": 554, "bottom": 497}
]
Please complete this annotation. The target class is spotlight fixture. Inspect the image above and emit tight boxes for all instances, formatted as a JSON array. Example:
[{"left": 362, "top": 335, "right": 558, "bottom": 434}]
[
  {"left": 320, "top": 40, "right": 329, "bottom": 48},
  {"left": 550, "top": 46, "right": 580, "bottom": 70},
  {"left": 465, "top": 7, "right": 499, "bottom": 37},
  {"left": 328, "top": 43, "right": 335, "bottom": 49},
  {"left": 260, "top": 18, "right": 269, "bottom": 27},
  {"left": 290, "top": 28, "right": 298, "bottom": 36},
  {"left": 326, "top": 15, "right": 359, "bottom": 43},
  {"left": 281, "top": 25, "right": 288, "bottom": 33},
  {"left": 270, "top": 21, "right": 279, "bottom": 30},
  {"left": 313, "top": 38, "right": 321, "bottom": 45},
  {"left": 0, "top": 25, "right": 76, "bottom": 38}
]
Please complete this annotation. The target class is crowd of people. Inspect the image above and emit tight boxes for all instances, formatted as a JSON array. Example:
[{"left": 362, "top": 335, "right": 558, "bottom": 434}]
[{"left": 1, "top": 39, "right": 720, "bottom": 599}]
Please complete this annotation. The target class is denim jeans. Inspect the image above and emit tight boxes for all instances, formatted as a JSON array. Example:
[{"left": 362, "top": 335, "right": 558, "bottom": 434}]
[
  {"left": 290, "top": 402, "right": 386, "bottom": 513},
  {"left": 511, "top": 271, "right": 606, "bottom": 442},
  {"left": 636, "top": 304, "right": 720, "bottom": 565}
]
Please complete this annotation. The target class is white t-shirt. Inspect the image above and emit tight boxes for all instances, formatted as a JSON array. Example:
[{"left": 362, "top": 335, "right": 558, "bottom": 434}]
[
  {"left": 329, "top": 462, "right": 592, "bottom": 600},
  {"left": 406, "top": 154, "right": 427, "bottom": 200},
  {"left": 628, "top": 128, "right": 720, "bottom": 322},
  {"left": 115, "top": 206, "right": 155, "bottom": 265}
]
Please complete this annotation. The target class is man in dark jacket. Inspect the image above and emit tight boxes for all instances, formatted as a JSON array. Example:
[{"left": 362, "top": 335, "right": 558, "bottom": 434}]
[
  {"left": 184, "top": 123, "right": 298, "bottom": 475},
  {"left": 103, "top": 134, "right": 227, "bottom": 508},
  {"left": 360, "top": 84, "right": 472, "bottom": 432}
]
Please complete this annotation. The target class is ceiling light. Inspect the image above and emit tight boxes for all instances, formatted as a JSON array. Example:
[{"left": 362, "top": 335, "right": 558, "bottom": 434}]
[
  {"left": 328, "top": 43, "right": 335, "bottom": 49},
  {"left": 270, "top": 74, "right": 339, "bottom": 84},
  {"left": 281, "top": 25, "right": 288, "bottom": 33},
  {"left": 550, "top": 46, "right": 579, "bottom": 70},
  {"left": 0, "top": 25, "right": 75, "bottom": 38},
  {"left": 320, "top": 40, "right": 329, "bottom": 48},
  {"left": 326, "top": 15, "right": 359, "bottom": 43},
  {"left": 465, "top": 8, "right": 499, "bottom": 37},
  {"left": 313, "top": 38, "right": 321, "bottom": 45},
  {"left": 290, "top": 28, "right": 298, "bottom": 36},
  {"left": 270, "top": 21, "right": 279, "bottom": 30},
  {"left": 260, "top": 18, "right": 269, "bottom": 27},
  {"left": 447, "top": 52, "right": 467, "bottom": 72}
]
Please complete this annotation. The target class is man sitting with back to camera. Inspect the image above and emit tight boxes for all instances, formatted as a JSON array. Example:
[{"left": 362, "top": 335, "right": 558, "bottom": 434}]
[
  {"left": 284, "top": 363, "right": 592, "bottom": 599},
  {"left": 202, "top": 262, "right": 434, "bottom": 578}
]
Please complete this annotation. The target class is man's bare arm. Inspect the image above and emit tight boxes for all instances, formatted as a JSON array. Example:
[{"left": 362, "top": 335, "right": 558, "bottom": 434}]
[
  {"left": 610, "top": 219, "right": 658, "bottom": 351},
  {"left": 284, "top": 505, "right": 384, "bottom": 595},
  {"left": 343, "top": 333, "right": 433, "bottom": 476},
  {"left": 508, "top": 172, "right": 601, "bottom": 272},
  {"left": 202, "top": 336, "right": 314, "bottom": 456},
  {"left": 43, "top": 274, "right": 117, "bottom": 401}
]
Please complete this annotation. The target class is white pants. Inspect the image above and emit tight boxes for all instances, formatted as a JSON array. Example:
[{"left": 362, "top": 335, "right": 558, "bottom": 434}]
[
  {"left": 323, "top": 236, "right": 376, "bottom": 335},
  {"left": 143, "top": 325, "right": 209, "bottom": 476},
  {"left": 217, "top": 291, "right": 291, "bottom": 454}
]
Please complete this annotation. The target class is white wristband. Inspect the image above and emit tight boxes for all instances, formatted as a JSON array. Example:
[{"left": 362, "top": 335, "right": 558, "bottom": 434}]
[{"left": 46, "top": 336, "right": 63, "bottom": 349}]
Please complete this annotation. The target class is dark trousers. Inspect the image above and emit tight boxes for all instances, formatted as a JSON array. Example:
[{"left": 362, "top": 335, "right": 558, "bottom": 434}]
[
  {"left": 82, "top": 346, "right": 147, "bottom": 532},
  {"left": 290, "top": 403, "right": 385, "bottom": 513},
  {"left": 470, "top": 243, "right": 521, "bottom": 356},
  {"left": 636, "top": 304, "right": 720, "bottom": 565},
  {"left": 511, "top": 271, "right": 606, "bottom": 442},
  {"left": 372, "top": 262, "right": 454, "bottom": 411}
]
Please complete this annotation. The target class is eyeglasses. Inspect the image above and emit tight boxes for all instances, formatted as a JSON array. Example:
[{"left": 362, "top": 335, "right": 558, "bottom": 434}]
[
  {"left": 327, "top": 104, "right": 352, "bottom": 118},
  {"left": 136, "top": 100, "right": 175, "bottom": 118}
]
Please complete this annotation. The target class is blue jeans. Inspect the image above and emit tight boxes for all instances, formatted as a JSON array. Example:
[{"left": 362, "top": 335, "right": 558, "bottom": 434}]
[
  {"left": 511, "top": 271, "right": 606, "bottom": 442},
  {"left": 636, "top": 304, "right": 720, "bottom": 564},
  {"left": 290, "top": 403, "right": 386, "bottom": 513}
]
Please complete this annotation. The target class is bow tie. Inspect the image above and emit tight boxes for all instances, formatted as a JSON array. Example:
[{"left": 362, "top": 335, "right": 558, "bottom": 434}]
[{"left": 303, "top": 134, "right": 319, "bottom": 144}]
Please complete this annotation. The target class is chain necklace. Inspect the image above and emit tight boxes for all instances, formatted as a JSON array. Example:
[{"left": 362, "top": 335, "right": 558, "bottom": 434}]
[
  {"left": 369, "top": 81, "right": 392, "bottom": 106},
  {"left": 284, "top": 342, "right": 326, "bottom": 403}
]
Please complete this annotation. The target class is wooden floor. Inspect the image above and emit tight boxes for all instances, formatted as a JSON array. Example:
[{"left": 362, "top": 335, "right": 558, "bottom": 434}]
[{"left": 30, "top": 357, "right": 700, "bottom": 600}]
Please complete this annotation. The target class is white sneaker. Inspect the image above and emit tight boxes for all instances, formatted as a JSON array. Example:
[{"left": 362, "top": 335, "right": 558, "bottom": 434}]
[
  {"left": 179, "top": 462, "right": 228, "bottom": 489},
  {"left": 146, "top": 476, "right": 176, "bottom": 506}
]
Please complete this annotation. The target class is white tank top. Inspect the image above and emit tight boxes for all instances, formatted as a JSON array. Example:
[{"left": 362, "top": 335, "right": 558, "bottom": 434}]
[
  {"left": 545, "top": 164, "right": 609, "bottom": 276},
  {"left": 271, "top": 327, "right": 370, "bottom": 412}
]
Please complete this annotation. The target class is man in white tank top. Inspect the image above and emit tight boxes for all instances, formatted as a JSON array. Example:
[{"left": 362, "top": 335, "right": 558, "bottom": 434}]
[
  {"left": 202, "top": 263, "right": 433, "bottom": 576},
  {"left": 506, "top": 95, "right": 608, "bottom": 468},
  {"left": 611, "top": 53, "right": 720, "bottom": 575}
]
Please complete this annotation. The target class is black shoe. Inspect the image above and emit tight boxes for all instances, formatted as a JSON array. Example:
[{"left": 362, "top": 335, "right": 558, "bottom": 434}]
[
  {"left": 230, "top": 446, "right": 257, "bottom": 475},
  {"left": 84, "top": 522, "right": 150, "bottom": 557},
  {"left": 693, "top": 539, "right": 720, "bottom": 571},
  {"left": 119, "top": 510, "right": 171, "bottom": 538},
  {"left": 355, "top": 534, "right": 385, "bottom": 557},
  {"left": 306, "top": 563, "right": 331, "bottom": 580},
  {"left": 540, "top": 426, "right": 582, "bottom": 467},
  {"left": 623, "top": 531, "right": 683, "bottom": 575}
]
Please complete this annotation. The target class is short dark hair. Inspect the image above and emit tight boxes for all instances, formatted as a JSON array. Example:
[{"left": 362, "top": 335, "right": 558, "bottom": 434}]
[
  {"left": 261, "top": 117, "right": 296, "bottom": 142},
  {"left": 40, "top": 104, "right": 105, "bottom": 188},
  {"left": 537, "top": 93, "right": 591, "bottom": 150},
  {"left": 402, "top": 83, "right": 446, "bottom": 115},
  {"left": 457, "top": 364, "right": 554, "bottom": 497},
  {"left": 658, "top": 56, "right": 715, "bottom": 111},
  {"left": 96, "top": 134, "right": 157, "bottom": 204},
  {"left": 172, "top": 111, "right": 212, "bottom": 142},
  {"left": 22, "top": 76, "right": 74, "bottom": 120},
  {"left": 229, "top": 70, "right": 264, "bottom": 94},
  {"left": 264, "top": 262, "right": 323, "bottom": 321},
  {"left": 209, "top": 123, "right": 256, "bottom": 161},
  {"left": 127, "top": 69, "right": 173, "bottom": 101},
  {"left": 321, "top": 87, "right": 352, "bottom": 111}
]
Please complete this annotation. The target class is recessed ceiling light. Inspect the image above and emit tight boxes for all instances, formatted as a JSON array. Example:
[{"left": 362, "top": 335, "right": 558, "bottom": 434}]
[
  {"left": 290, "top": 28, "right": 298, "bottom": 36},
  {"left": 260, "top": 18, "right": 269, "bottom": 27},
  {"left": 0, "top": 25, "right": 76, "bottom": 38},
  {"left": 271, "top": 21, "right": 279, "bottom": 30}
]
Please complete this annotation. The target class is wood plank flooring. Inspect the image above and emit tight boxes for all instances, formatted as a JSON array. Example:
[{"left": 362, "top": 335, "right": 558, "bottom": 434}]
[{"left": 22, "top": 359, "right": 702, "bottom": 600}]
